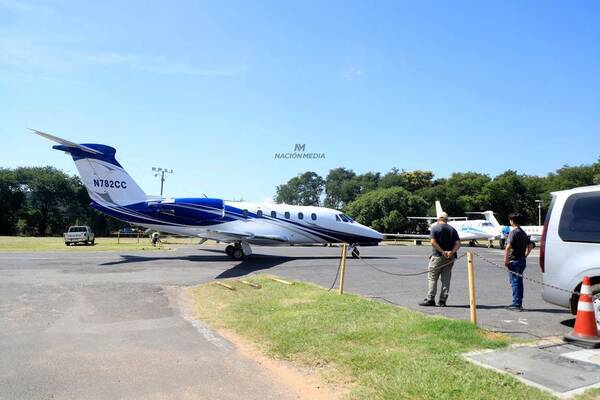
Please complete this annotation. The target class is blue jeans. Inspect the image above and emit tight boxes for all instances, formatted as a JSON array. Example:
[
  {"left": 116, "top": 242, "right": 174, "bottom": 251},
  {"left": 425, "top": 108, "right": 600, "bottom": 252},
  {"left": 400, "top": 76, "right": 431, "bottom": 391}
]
[{"left": 508, "top": 257, "right": 527, "bottom": 307}]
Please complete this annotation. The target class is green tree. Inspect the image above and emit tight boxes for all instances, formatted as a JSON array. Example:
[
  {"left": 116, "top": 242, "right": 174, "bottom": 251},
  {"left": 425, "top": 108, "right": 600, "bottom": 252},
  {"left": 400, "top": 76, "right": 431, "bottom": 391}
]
[
  {"left": 481, "top": 171, "right": 544, "bottom": 225},
  {"left": 324, "top": 168, "right": 357, "bottom": 209},
  {"left": 14, "top": 167, "right": 79, "bottom": 235},
  {"left": 324, "top": 168, "right": 381, "bottom": 209},
  {"left": 545, "top": 164, "right": 597, "bottom": 192},
  {"left": 420, "top": 172, "right": 490, "bottom": 216},
  {"left": 0, "top": 168, "right": 25, "bottom": 235},
  {"left": 275, "top": 171, "right": 325, "bottom": 206},
  {"left": 345, "top": 187, "right": 428, "bottom": 233},
  {"left": 380, "top": 168, "right": 434, "bottom": 192}
]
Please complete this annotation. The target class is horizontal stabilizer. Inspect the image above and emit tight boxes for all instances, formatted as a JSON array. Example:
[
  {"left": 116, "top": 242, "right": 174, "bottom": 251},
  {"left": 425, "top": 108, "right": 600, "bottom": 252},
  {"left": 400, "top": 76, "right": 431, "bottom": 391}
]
[{"left": 30, "top": 129, "right": 103, "bottom": 155}]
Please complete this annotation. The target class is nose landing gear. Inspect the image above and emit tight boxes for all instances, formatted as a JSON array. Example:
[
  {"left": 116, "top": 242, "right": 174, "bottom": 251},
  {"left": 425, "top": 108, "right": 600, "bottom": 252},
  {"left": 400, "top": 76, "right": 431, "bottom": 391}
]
[{"left": 349, "top": 244, "right": 360, "bottom": 259}]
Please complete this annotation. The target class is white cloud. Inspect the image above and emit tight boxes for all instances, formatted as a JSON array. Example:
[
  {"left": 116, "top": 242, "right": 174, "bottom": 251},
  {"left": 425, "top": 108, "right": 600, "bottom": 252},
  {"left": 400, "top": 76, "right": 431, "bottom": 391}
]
[
  {"left": 83, "top": 52, "right": 238, "bottom": 77},
  {"left": 342, "top": 66, "right": 364, "bottom": 80}
]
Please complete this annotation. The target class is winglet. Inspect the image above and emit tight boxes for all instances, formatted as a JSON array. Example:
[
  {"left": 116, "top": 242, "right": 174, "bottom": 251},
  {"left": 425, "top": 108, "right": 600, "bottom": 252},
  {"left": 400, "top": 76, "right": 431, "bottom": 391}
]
[{"left": 30, "top": 129, "right": 103, "bottom": 155}]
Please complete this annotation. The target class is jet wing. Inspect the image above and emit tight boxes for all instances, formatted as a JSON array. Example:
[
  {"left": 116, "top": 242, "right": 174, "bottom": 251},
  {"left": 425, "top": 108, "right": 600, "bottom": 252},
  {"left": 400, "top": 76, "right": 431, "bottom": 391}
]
[
  {"left": 204, "top": 229, "right": 289, "bottom": 243},
  {"left": 384, "top": 233, "right": 430, "bottom": 239},
  {"left": 408, "top": 216, "right": 468, "bottom": 221}
]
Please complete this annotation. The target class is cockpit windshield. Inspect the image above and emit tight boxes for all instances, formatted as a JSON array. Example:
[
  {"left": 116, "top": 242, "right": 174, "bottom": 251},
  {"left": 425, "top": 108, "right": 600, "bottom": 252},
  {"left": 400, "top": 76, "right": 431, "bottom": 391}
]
[
  {"left": 338, "top": 214, "right": 354, "bottom": 223},
  {"left": 482, "top": 222, "right": 493, "bottom": 227}
]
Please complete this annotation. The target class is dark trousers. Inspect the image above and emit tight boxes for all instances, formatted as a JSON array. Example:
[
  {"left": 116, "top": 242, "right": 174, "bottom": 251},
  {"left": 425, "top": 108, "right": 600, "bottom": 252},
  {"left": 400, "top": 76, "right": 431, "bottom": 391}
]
[{"left": 508, "top": 257, "right": 527, "bottom": 307}]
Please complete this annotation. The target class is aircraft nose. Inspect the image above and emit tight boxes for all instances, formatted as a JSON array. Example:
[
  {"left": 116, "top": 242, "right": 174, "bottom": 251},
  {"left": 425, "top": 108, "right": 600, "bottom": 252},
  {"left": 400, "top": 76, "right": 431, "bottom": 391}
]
[{"left": 361, "top": 224, "right": 383, "bottom": 242}]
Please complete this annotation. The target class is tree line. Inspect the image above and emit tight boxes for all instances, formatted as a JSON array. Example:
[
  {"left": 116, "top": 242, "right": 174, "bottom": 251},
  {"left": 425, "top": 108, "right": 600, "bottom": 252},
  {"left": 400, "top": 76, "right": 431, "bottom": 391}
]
[
  {"left": 0, "top": 167, "right": 127, "bottom": 236},
  {"left": 275, "top": 161, "right": 600, "bottom": 234},
  {"left": 2, "top": 161, "right": 598, "bottom": 237}
]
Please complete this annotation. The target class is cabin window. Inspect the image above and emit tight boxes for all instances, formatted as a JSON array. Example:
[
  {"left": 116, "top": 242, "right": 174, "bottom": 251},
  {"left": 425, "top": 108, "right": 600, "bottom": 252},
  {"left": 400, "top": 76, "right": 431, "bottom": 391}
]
[
  {"left": 284, "top": 211, "right": 290, "bottom": 219},
  {"left": 243, "top": 209, "right": 248, "bottom": 218},
  {"left": 257, "top": 210, "right": 263, "bottom": 217},
  {"left": 298, "top": 212, "right": 304, "bottom": 220},
  {"left": 311, "top": 213, "right": 317, "bottom": 221},
  {"left": 271, "top": 211, "right": 277, "bottom": 218}
]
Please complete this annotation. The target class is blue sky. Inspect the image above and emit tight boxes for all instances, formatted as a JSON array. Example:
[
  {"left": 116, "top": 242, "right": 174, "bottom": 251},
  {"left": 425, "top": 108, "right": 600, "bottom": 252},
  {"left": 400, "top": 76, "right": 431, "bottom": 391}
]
[{"left": 1, "top": 0, "right": 599, "bottom": 202}]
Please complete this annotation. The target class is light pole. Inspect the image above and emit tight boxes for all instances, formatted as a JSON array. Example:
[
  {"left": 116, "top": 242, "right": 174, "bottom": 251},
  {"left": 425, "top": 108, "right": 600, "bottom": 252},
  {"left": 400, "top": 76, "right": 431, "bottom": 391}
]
[
  {"left": 535, "top": 199, "right": 542, "bottom": 226},
  {"left": 152, "top": 167, "right": 174, "bottom": 197}
]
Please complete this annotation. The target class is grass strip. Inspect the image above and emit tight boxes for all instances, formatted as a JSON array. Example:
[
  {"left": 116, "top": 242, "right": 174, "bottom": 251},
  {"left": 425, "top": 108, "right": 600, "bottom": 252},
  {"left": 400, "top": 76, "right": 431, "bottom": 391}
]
[
  {"left": 188, "top": 275, "right": 556, "bottom": 400},
  {"left": 0, "top": 236, "right": 179, "bottom": 252}
]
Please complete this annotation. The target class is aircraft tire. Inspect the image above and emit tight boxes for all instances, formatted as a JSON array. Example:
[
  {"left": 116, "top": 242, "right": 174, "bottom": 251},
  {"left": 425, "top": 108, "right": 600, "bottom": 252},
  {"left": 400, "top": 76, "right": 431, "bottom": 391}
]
[
  {"left": 351, "top": 248, "right": 360, "bottom": 259},
  {"left": 232, "top": 248, "right": 244, "bottom": 260},
  {"left": 225, "top": 245, "right": 235, "bottom": 257}
]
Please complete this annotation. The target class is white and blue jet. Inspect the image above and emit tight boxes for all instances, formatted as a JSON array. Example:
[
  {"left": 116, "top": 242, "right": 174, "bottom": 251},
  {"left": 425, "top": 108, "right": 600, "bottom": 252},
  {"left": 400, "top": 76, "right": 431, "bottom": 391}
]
[{"left": 34, "top": 130, "right": 383, "bottom": 259}]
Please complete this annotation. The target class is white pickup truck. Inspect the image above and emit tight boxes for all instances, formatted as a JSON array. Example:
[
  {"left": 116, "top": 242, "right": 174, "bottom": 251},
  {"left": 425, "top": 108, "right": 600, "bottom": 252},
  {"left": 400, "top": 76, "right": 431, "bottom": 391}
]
[{"left": 64, "top": 226, "right": 95, "bottom": 246}]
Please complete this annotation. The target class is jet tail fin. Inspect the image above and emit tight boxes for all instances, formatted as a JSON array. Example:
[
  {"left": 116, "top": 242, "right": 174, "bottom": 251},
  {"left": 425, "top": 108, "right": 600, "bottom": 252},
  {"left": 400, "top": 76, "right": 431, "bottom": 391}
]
[
  {"left": 33, "top": 129, "right": 147, "bottom": 207},
  {"left": 435, "top": 201, "right": 444, "bottom": 218},
  {"left": 481, "top": 211, "right": 501, "bottom": 228}
]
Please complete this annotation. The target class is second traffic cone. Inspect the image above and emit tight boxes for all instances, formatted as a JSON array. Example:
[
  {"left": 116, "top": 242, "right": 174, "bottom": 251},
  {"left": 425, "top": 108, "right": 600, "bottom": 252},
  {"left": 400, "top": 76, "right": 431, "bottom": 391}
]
[{"left": 564, "top": 276, "right": 600, "bottom": 348}]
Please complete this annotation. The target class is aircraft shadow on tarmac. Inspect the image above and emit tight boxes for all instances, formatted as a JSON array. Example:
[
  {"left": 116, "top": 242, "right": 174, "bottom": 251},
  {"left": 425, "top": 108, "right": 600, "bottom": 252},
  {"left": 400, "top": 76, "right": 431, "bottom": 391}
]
[{"left": 100, "top": 249, "right": 394, "bottom": 279}]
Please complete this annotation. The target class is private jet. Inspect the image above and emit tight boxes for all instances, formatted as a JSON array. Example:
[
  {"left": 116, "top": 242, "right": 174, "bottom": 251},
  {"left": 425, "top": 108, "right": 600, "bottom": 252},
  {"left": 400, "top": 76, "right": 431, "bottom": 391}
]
[
  {"left": 409, "top": 201, "right": 499, "bottom": 246},
  {"left": 34, "top": 130, "right": 383, "bottom": 259}
]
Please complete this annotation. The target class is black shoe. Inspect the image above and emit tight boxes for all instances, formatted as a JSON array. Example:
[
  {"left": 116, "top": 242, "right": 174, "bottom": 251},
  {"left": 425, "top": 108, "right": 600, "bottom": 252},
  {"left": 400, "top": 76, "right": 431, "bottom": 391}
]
[
  {"left": 419, "top": 299, "right": 436, "bottom": 307},
  {"left": 505, "top": 305, "right": 523, "bottom": 312},
  {"left": 438, "top": 300, "right": 446, "bottom": 307}
]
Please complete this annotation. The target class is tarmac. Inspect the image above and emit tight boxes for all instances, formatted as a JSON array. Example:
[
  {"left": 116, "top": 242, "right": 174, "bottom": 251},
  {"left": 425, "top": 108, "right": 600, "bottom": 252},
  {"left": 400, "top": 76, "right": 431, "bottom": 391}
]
[{"left": 0, "top": 243, "right": 577, "bottom": 398}]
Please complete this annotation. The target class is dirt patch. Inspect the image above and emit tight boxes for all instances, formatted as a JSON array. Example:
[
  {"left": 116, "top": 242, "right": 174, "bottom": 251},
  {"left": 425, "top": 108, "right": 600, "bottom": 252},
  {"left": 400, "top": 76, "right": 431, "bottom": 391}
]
[
  {"left": 217, "top": 327, "right": 350, "bottom": 400},
  {"left": 174, "top": 286, "right": 350, "bottom": 400}
]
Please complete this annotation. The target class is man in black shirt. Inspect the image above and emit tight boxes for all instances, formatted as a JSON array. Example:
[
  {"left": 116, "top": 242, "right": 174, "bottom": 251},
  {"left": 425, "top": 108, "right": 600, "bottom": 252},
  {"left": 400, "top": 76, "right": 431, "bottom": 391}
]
[
  {"left": 419, "top": 212, "right": 461, "bottom": 307},
  {"left": 503, "top": 212, "right": 534, "bottom": 311}
]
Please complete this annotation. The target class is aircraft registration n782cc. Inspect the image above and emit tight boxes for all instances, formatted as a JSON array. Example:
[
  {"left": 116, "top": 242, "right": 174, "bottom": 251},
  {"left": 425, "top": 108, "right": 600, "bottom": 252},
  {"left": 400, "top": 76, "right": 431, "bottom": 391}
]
[{"left": 34, "top": 130, "right": 383, "bottom": 260}]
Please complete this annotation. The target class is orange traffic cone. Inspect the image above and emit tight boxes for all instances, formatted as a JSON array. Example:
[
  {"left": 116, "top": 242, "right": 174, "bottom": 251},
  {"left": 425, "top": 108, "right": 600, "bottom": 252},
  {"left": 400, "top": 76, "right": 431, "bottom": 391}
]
[{"left": 565, "top": 276, "right": 600, "bottom": 348}]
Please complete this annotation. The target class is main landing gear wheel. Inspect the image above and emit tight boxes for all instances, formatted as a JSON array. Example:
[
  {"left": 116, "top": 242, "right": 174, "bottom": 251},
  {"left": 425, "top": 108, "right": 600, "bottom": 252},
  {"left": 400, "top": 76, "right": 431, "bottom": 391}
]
[
  {"left": 232, "top": 247, "right": 244, "bottom": 260},
  {"left": 351, "top": 248, "right": 360, "bottom": 259},
  {"left": 469, "top": 240, "right": 477, "bottom": 247},
  {"left": 225, "top": 244, "right": 245, "bottom": 260}
]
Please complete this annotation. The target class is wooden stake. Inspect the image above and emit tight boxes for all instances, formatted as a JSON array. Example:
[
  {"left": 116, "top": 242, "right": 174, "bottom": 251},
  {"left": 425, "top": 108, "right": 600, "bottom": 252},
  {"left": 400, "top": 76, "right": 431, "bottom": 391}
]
[
  {"left": 240, "top": 280, "right": 261, "bottom": 289},
  {"left": 268, "top": 277, "right": 293, "bottom": 285},
  {"left": 467, "top": 251, "right": 477, "bottom": 325},
  {"left": 215, "top": 281, "right": 235, "bottom": 291},
  {"left": 339, "top": 243, "right": 348, "bottom": 295}
]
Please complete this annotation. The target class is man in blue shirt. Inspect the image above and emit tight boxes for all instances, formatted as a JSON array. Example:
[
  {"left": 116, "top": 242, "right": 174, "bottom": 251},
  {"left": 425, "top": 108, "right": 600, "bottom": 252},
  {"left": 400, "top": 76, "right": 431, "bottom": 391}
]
[
  {"left": 503, "top": 212, "right": 534, "bottom": 311},
  {"left": 500, "top": 225, "right": 511, "bottom": 249},
  {"left": 419, "top": 212, "right": 461, "bottom": 307}
]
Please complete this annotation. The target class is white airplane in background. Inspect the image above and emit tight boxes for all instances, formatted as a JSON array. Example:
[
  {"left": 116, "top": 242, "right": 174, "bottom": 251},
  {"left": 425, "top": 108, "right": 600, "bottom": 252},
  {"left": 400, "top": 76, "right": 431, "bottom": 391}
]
[
  {"left": 34, "top": 130, "right": 383, "bottom": 260},
  {"left": 474, "top": 211, "right": 543, "bottom": 242},
  {"left": 408, "top": 201, "right": 499, "bottom": 246}
]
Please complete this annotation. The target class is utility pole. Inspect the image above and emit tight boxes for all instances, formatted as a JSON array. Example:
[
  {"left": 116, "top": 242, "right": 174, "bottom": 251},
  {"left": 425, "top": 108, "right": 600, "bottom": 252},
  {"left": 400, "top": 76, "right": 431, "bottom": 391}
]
[
  {"left": 535, "top": 199, "right": 542, "bottom": 226},
  {"left": 152, "top": 167, "right": 174, "bottom": 197}
]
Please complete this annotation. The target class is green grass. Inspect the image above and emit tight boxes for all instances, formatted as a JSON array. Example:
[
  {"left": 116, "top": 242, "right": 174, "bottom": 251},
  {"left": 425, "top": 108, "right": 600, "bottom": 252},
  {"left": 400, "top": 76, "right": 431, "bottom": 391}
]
[
  {"left": 574, "top": 388, "right": 600, "bottom": 400},
  {"left": 0, "top": 236, "right": 198, "bottom": 252},
  {"left": 188, "top": 276, "right": 555, "bottom": 400}
]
